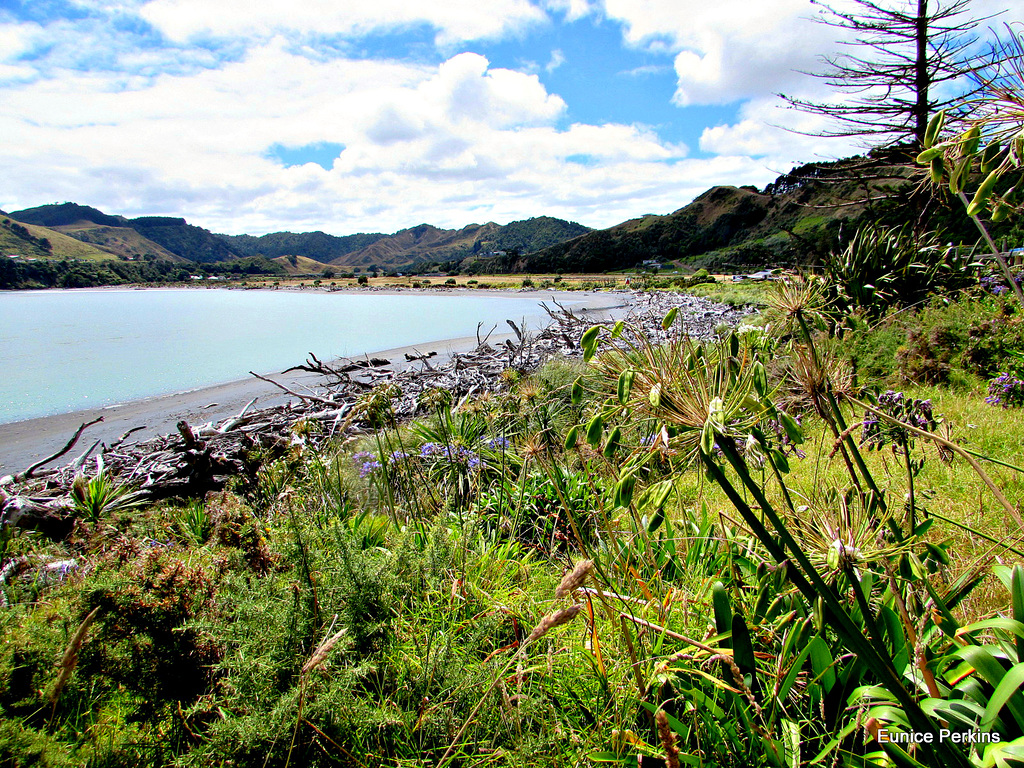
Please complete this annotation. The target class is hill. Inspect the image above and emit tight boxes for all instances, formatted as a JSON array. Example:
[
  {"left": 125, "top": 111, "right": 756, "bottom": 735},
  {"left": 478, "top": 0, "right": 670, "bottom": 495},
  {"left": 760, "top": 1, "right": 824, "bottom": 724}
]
[
  {"left": 125, "top": 217, "right": 241, "bottom": 264},
  {"left": 8, "top": 204, "right": 242, "bottom": 264},
  {"left": 332, "top": 222, "right": 499, "bottom": 269},
  {"left": 331, "top": 216, "right": 592, "bottom": 270},
  {"left": 213, "top": 217, "right": 591, "bottom": 271},
  {"left": 52, "top": 222, "right": 186, "bottom": 263},
  {"left": 220, "top": 231, "right": 387, "bottom": 264},
  {"left": 521, "top": 160, "right": 902, "bottom": 273},
  {"left": 271, "top": 254, "right": 333, "bottom": 275},
  {"left": 1, "top": 215, "right": 118, "bottom": 261},
  {"left": 9, "top": 202, "right": 124, "bottom": 229}
]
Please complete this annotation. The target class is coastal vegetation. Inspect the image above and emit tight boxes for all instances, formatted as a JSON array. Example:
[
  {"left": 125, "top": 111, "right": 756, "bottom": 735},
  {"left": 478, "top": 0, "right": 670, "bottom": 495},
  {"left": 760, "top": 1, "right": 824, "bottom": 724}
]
[
  {"left": 3, "top": 16, "right": 1024, "bottom": 768},
  {"left": 3, "top": 257, "right": 1024, "bottom": 765}
]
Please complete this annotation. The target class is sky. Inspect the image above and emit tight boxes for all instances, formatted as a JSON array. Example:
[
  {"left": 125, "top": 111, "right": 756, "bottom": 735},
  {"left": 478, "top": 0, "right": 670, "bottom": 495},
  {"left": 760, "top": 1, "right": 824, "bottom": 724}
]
[{"left": 0, "top": 0, "right": 1018, "bottom": 236}]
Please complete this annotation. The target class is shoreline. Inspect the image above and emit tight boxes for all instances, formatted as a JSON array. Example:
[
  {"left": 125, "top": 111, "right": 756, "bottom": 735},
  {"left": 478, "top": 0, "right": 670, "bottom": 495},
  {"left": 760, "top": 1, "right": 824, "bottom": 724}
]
[{"left": 0, "top": 289, "right": 629, "bottom": 474}]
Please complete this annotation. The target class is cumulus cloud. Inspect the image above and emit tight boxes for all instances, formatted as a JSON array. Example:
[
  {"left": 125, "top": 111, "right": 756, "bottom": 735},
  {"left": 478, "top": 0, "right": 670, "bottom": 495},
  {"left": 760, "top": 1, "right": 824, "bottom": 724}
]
[
  {"left": 138, "top": 0, "right": 547, "bottom": 45},
  {"left": 0, "top": 39, "right": 726, "bottom": 234},
  {"left": 603, "top": 0, "right": 857, "bottom": 105},
  {"left": 699, "top": 96, "right": 861, "bottom": 163}
]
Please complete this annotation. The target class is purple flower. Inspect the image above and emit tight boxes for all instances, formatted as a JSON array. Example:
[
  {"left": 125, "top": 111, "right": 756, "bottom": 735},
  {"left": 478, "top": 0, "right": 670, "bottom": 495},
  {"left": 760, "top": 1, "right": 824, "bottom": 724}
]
[
  {"left": 388, "top": 450, "right": 409, "bottom": 464},
  {"left": 359, "top": 460, "right": 382, "bottom": 478},
  {"left": 987, "top": 373, "right": 1024, "bottom": 409},
  {"left": 420, "top": 442, "right": 443, "bottom": 457},
  {"left": 487, "top": 437, "right": 510, "bottom": 450}
]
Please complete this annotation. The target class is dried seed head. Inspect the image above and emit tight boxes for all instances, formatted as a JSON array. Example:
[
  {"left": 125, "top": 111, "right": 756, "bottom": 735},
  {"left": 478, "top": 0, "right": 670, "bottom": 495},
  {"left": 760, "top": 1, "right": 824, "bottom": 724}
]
[
  {"left": 555, "top": 559, "right": 594, "bottom": 599},
  {"left": 301, "top": 628, "right": 347, "bottom": 676},
  {"left": 50, "top": 606, "right": 101, "bottom": 705},
  {"left": 656, "top": 710, "right": 681, "bottom": 768},
  {"left": 526, "top": 604, "right": 582, "bottom": 644}
]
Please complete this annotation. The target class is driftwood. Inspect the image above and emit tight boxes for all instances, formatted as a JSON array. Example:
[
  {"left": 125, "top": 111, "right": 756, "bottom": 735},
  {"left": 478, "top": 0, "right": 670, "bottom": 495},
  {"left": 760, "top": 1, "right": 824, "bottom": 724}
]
[
  {"left": 10, "top": 417, "right": 104, "bottom": 483},
  {"left": 0, "top": 292, "right": 749, "bottom": 544}
]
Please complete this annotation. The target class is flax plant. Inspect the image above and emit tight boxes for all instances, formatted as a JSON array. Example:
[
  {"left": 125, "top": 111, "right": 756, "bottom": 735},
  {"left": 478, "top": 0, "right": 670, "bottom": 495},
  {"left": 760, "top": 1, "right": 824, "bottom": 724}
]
[{"left": 575, "top": 312, "right": 977, "bottom": 766}]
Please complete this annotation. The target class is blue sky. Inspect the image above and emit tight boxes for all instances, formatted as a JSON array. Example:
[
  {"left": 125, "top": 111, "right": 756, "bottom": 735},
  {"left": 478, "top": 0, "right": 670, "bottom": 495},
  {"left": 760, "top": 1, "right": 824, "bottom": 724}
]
[{"left": 0, "top": 0, "right": 1016, "bottom": 235}]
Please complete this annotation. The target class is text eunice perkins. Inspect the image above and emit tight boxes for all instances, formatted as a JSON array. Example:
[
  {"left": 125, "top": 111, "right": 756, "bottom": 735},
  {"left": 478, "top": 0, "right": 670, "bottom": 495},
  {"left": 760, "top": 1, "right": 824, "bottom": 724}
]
[{"left": 878, "top": 729, "right": 1002, "bottom": 745}]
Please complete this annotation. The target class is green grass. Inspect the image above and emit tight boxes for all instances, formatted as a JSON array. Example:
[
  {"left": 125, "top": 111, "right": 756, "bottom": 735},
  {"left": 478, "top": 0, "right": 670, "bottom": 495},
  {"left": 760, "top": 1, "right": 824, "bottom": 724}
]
[
  {"left": 686, "top": 279, "right": 772, "bottom": 306},
  {"left": 0, "top": 218, "right": 113, "bottom": 261},
  {"left": 4, "top": 293, "right": 1024, "bottom": 767}
]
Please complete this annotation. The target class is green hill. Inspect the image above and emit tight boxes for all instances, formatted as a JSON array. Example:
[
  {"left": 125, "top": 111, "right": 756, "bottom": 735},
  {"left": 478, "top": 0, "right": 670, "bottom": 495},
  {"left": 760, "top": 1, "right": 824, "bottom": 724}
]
[
  {"left": 521, "top": 161, "right": 900, "bottom": 273},
  {"left": 126, "top": 217, "right": 241, "bottom": 264},
  {"left": 271, "top": 254, "right": 333, "bottom": 275},
  {"left": 9, "top": 202, "right": 124, "bottom": 229},
  {"left": 9, "top": 204, "right": 242, "bottom": 264},
  {"left": 53, "top": 222, "right": 187, "bottom": 263},
  {"left": 330, "top": 217, "right": 592, "bottom": 270},
  {"left": 221, "top": 230, "right": 387, "bottom": 263},
  {"left": 331, "top": 222, "right": 499, "bottom": 268},
  {"left": 1, "top": 216, "right": 114, "bottom": 261}
]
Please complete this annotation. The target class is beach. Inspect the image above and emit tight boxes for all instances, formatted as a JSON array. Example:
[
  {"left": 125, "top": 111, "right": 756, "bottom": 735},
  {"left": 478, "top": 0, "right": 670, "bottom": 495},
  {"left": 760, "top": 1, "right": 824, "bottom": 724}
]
[{"left": 0, "top": 288, "right": 628, "bottom": 474}]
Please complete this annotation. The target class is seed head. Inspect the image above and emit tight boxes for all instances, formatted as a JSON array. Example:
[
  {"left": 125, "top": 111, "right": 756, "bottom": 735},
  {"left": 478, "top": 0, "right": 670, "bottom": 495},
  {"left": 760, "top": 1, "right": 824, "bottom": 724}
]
[
  {"left": 301, "top": 628, "right": 347, "bottom": 675},
  {"left": 555, "top": 559, "right": 594, "bottom": 599},
  {"left": 656, "top": 710, "right": 681, "bottom": 768},
  {"left": 526, "top": 604, "right": 582, "bottom": 644}
]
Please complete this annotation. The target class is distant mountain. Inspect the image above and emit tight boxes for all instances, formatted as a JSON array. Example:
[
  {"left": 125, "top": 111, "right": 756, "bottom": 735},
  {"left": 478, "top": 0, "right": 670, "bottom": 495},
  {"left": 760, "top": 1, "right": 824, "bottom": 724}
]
[
  {"left": 9, "top": 202, "right": 124, "bottom": 229},
  {"left": 521, "top": 161, "right": 894, "bottom": 273},
  {"left": 212, "top": 216, "right": 592, "bottom": 271},
  {"left": 486, "top": 216, "right": 592, "bottom": 253},
  {"left": 271, "top": 254, "right": 333, "bottom": 275},
  {"left": 8, "top": 166, "right": 897, "bottom": 275},
  {"left": 126, "top": 216, "right": 241, "bottom": 264},
  {"left": 220, "top": 230, "right": 387, "bottom": 264},
  {"left": 1, "top": 214, "right": 123, "bottom": 261},
  {"left": 330, "top": 217, "right": 592, "bottom": 269},
  {"left": 333, "top": 222, "right": 499, "bottom": 268},
  {"left": 7, "top": 203, "right": 230, "bottom": 264}
]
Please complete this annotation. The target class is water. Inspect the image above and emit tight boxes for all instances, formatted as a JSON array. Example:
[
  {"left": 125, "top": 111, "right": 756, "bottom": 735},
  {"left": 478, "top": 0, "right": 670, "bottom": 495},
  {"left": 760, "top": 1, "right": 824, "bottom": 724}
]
[{"left": 0, "top": 288, "right": 568, "bottom": 423}]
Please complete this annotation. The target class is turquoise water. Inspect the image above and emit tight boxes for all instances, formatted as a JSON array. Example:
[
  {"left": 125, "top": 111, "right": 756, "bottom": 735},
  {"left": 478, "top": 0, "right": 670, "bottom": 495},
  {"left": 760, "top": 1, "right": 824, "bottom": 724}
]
[{"left": 0, "top": 288, "right": 563, "bottom": 423}]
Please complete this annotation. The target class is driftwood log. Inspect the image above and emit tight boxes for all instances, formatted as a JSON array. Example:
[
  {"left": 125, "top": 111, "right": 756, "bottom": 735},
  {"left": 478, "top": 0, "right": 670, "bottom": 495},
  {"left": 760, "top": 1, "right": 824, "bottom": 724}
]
[{"left": 0, "top": 292, "right": 748, "bottom": 542}]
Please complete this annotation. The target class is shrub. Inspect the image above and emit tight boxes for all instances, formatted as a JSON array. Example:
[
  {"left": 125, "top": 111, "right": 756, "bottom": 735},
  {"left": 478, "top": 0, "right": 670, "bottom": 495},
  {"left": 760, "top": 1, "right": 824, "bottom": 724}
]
[{"left": 986, "top": 372, "right": 1024, "bottom": 408}]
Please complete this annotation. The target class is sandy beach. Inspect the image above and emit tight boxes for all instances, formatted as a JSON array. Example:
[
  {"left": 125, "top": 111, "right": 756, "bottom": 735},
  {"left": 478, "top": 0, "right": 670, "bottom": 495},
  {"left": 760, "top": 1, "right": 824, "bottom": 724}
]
[{"left": 0, "top": 288, "right": 629, "bottom": 474}]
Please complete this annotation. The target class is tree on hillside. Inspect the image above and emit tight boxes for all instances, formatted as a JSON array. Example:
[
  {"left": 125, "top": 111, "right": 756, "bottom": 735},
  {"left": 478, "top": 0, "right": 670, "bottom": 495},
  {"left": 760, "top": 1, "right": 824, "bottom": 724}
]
[{"left": 782, "top": 0, "right": 998, "bottom": 152}]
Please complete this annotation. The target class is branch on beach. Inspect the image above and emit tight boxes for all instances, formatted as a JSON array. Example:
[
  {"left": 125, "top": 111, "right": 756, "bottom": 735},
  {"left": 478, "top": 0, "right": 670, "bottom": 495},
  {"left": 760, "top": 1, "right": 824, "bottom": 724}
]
[
  {"left": 248, "top": 371, "right": 336, "bottom": 406},
  {"left": 2, "top": 292, "right": 748, "bottom": 511},
  {"left": 282, "top": 352, "right": 392, "bottom": 379},
  {"left": 13, "top": 417, "right": 104, "bottom": 482}
]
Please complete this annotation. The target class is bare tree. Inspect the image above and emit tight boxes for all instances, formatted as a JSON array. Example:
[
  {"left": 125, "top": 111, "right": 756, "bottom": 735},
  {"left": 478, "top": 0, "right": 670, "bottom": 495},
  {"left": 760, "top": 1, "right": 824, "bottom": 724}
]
[{"left": 782, "top": 0, "right": 998, "bottom": 151}]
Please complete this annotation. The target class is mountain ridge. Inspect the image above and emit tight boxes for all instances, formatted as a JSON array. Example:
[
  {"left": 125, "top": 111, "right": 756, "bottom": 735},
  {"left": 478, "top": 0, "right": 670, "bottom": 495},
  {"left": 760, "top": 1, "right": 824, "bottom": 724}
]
[{"left": 5, "top": 157, "right": 906, "bottom": 273}]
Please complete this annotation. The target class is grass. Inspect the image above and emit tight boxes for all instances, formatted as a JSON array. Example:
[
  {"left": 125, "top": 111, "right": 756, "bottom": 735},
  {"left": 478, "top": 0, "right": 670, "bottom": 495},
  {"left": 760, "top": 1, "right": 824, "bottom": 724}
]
[
  {"left": 686, "top": 279, "right": 773, "bottom": 306},
  {"left": 0, "top": 219, "right": 113, "bottom": 261},
  {"left": 3, "top": 289, "right": 1024, "bottom": 766}
]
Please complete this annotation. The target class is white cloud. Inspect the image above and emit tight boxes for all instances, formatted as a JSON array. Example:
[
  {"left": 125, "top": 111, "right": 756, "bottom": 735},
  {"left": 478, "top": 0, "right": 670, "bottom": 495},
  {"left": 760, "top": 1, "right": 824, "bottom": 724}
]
[
  {"left": 603, "top": 0, "right": 848, "bottom": 105},
  {"left": 699, "top": 96, "right": 861, "bottom": 163},
  {"left": 1, "top": 41, "right": 729, "bottom": 234},
  {"left": 138, "top": 0, "right": 548, "bottom": 45},
  {"left": 546, "top": 49, "right": 566, "bottom": 72},
  {"left": 542, "top": 0, "right": 597, "bottom": 22}
]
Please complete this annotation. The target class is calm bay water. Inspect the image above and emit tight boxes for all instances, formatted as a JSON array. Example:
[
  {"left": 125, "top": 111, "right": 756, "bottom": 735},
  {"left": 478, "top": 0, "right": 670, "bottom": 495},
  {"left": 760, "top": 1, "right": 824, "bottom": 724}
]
[{"left": 0, "top": 288, "right": 563, "bottom": 424}]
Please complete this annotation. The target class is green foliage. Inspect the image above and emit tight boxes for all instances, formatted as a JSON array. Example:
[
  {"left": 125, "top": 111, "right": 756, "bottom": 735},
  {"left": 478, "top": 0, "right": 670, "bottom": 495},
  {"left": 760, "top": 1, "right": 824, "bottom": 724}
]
[
  {"left": 824, "top": 224, "right": 979, "bottom": 315},
  {"left": 70, "top": 466, "right": 146, "bottom": 523},
  {"left": 7, "top": 285, "right": 1024, "bottom": 767},
  {"left": 844, "top": 293, "right": 1024, "bottom": 386}
]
